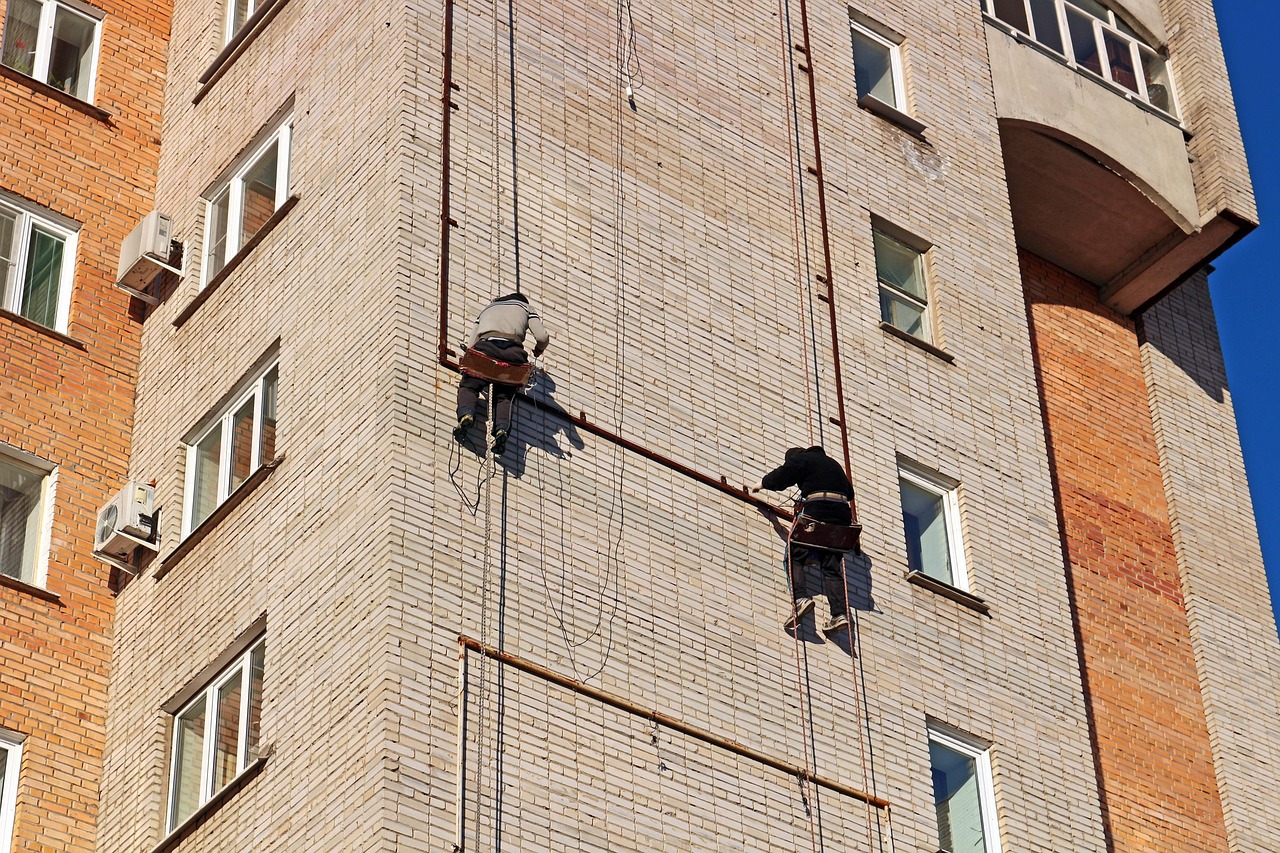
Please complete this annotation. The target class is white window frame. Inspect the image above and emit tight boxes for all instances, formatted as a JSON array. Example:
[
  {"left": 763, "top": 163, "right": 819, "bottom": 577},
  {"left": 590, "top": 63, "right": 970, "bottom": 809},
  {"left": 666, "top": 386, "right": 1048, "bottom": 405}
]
[
  {"left": 873, "top": 223, "right": 933, "bottom": 343},
  {"left": 200, "top": 118, "right": 293, "bottom": 289},
  {"left": 0, "top": 0, "right": 103, "bottom": 101},
  {"left": 181, "top": 361, "right": 278, "bottom": 537},
  {"left": 849, "top": 18, "right": 907, "bottom": 112},
  {"left": 898, "top": 462, "right": 968, "bottom": 591},
  {"left": 0, "top": 731, "right": 22, "bottom": 853},
  {"left": 223, "top": 0, "right": 261, "bottom": 44},
  {"left": 927, "top": 725, "right": 1003, "bottom": 853},
  {"left": 0, "top": 194, "right": 78, "bottom": 333},
  {"left": 0, "top": 443, "right": 56, "bottom": 589},
  {"left": 981, "top": 0, "right": 1178, "bottom": 118},
  {"left": 165, "top": 638, "right": 265, "bottom": 833}
]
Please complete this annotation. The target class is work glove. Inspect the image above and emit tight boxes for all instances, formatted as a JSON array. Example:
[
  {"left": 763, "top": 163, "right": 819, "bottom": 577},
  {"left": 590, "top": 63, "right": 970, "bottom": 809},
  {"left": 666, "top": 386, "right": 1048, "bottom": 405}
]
[{"left": 747, "top": 482, "right": 764, "bottom": 494}]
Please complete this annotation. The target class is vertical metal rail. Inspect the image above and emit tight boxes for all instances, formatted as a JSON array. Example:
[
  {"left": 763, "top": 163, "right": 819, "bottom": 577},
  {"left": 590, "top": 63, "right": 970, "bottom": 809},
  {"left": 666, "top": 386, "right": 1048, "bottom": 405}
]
[{"left": 438, "top": 0, "right": 457, "bottom": 364}]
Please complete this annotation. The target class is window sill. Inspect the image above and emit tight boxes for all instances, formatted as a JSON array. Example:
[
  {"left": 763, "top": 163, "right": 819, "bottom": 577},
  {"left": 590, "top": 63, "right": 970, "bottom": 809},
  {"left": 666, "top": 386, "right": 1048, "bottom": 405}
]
[
  {"left": 857, "top": 94, "right": 927, "bottom": 137},
  {"left": 149, "top": 755, "right": 268, "bottom": 853},
  {"left": 154, "top": 454, "right": 285, "bottom": 581},
  {"left": 193, "top": 0, "right": 294, "bottom": 105},
  {"left": 906, "top": 570, "right": 990, "bottom": 615},
  {"left": 0, "top": 573, "right": 62, "bottom": 604},
  {"left": 880, "top": 322, "right": 954, "bottom": 363},
  {"left": 172, "top": 195, "right": 299, "bottom": 329},
  {"left": 0, "top": 64, "right": 113, "bottom": 123},
  {"left": 0, "top": 309, "right": 88, "bottom": 350}
]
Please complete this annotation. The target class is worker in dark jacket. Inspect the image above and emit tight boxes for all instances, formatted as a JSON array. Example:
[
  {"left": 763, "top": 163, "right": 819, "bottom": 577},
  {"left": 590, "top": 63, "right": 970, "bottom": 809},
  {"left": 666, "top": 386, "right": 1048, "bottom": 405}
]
[
  {"left": 454, "top": 293, "right": 550, "bottom": 455},
  {"left": 751, "top": 446, "right": 853, "bottom": 634}
]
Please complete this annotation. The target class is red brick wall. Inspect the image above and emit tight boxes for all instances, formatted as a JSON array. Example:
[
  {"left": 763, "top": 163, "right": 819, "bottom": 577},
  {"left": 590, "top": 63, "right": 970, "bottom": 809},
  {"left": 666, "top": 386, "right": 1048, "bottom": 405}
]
[
  {"left": 0, "top": 0, "right": 170, "bottom": 848},
  {"left": 1022, "top": 250, "right": 1229, "bottom": 853}
]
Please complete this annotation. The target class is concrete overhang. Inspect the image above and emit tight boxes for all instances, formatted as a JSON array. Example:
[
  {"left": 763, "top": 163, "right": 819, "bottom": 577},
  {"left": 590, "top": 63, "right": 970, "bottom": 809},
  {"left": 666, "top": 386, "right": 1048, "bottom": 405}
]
[{"left": 987, "top": 25, "right": 1251, "bottom": 314}]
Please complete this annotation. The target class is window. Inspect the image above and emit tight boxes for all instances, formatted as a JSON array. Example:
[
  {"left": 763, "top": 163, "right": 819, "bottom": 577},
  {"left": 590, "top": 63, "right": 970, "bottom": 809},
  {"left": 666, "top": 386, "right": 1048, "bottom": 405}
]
[
  {"left": 202, "top": 118, "right": 292, "bottom": 286},
  {"left": 0, "top": 448, "right": 52, "bottom": 587},
  {"left": 898, "top": 463, "right": 967, "bottom": 589},
  {"left": 224, "top": 0, "right": 260, "bottom": 44},
  {"left": 0, "top": 732, "right": 21, "bottom": 853},
  {"left": 929, "top": 726, "right": 1002, "bottom": 853},
  {"left": 0, "top": 195, "right": 77, "bottom": 332},
  {"left": 874, "top": 226, "right": 931, "bottom": 342},
  {"left": 849, "top": 18, "right": 906, "bottom": 111},
  {"left": 1, "top": 0, "right": 102, "bottom": 100},
  {"left": 167, "top": 639, "right": 265, "bottom": 832},
  {"left": 183, "top": 362, "right": 278, "bottom": 535},
  {"left": 982, "top": 0, "right": 1176, "bottom": 116}
]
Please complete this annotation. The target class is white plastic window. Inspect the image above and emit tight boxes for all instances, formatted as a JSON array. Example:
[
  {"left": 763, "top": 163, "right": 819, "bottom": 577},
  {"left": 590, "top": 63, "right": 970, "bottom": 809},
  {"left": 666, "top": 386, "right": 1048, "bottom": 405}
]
[
  {"left": 929, "top": 726, "right": 1003, "bottom": 853},
  {"left": 874, "top": 228, "right": 931, "bottom": 342},
  {"left": 0, "top": 0, "right": 102, "bottom": 101},
  {"left": 167, "top": 639, "right": 265, "bottom": 832},
  {"left": 0, "top": 732, "right": 21, "bottom": 853},
  {"left": 201, "top": 119, "right": 292, "bottom": 286},
  {"left": 850, "top": 20, "right": 906, "bottom": 110},
  {"left": 0, "top": 197, "right": 77, "bottom": 332},
  {"left": 183, "top": 363, "right": 278, "bottom": 535},
  {"left": 898, "top": 464, "right": 967, "bottom": 590},
  {"left": 0, "top": 446, "right": 54, "bottom": 588}
]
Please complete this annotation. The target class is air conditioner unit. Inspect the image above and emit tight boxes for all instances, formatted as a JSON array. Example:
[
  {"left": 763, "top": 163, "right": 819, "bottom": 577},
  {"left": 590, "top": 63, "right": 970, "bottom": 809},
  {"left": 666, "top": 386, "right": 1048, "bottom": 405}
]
[
  {"left": 114, "top": 211, "right": 181, "bottom": 303},
  {"left": 93, "top": 480, "right": 157, "bottom": 563}
]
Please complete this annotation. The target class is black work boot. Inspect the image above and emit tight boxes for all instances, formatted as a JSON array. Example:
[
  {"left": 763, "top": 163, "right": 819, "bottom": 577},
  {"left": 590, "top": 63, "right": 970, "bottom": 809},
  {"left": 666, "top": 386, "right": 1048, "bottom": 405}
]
[
  {"left": 491, "top": 428, "right": 509, "bottom": 456},
  {"left": 452, "top": 414, "right": 474, "bottom": 443}
]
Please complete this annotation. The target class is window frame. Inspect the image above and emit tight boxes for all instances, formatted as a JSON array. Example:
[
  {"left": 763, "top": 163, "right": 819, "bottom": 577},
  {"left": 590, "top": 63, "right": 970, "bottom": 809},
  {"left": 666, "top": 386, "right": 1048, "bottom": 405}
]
[
  {"left": 200, "top": 119, "right": 293, "bottom": 289},
  {"left": 849, "top": 17, "right": 907, "bottom": 112},
  {"left": 0, "top": 731, "right": 22, "bottom": 853},
  {"left": 0, "top": 0, "right": 104, "bottom": 102},
  {"left": 927, "top": 725, "right": 1003, "bottom": 853},
  {"left": 0, "top": 195, "right": 78, "bottom": 333},
  {"left": 181, "top": 361, "right": 279, "bottom": 537},
  {"left": 897, "top": 462, "right": 968, "bottom": 591},
  {"left": 981, "top": 0, "right": 1178, "bottom": 118},
  {"left": 0, "top": 444, "right": 56, "bottom": 589},
  {"left": 165, "top": 638, "right": 265, "bottom": 833},
  {"left": 872, "top": 223, "right": 933, "bottom": 343}
]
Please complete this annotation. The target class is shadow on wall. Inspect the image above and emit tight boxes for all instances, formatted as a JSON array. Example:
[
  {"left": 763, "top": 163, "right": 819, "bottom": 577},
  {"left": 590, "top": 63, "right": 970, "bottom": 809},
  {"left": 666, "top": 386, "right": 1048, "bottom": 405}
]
[{"left": 456, "top": 370, "right": 586, "bottom": 476}]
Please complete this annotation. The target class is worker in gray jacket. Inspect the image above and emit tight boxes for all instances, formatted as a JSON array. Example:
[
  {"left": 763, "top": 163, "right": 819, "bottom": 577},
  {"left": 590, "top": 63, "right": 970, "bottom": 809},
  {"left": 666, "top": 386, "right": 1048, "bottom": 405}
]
[{"left": 453, "top": 293, "right": 550, "bottom": 455}]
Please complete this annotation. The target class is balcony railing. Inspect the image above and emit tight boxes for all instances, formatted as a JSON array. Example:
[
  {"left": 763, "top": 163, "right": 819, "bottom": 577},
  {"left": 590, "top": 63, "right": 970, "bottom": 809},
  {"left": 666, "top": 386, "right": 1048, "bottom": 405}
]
[{"left": 983, "top": 0, "right": 1178, "bottom": 120}]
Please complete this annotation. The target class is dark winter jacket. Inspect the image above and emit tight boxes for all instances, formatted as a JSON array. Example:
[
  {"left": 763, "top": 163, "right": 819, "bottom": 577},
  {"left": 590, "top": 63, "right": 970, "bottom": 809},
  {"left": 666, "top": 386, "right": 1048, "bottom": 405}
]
[{"left": 761, "top": 446, "right": 853, "bottom": 525}]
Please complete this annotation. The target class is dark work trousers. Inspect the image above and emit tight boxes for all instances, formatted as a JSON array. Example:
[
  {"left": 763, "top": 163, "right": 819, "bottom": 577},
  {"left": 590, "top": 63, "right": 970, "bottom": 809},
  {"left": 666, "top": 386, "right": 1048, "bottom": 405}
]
[
  {"left": 456, "top": 339, "right": 528, "bottom": 432},
  {"left": 787, "top": 498, "right": 852, "bottom": 616}
]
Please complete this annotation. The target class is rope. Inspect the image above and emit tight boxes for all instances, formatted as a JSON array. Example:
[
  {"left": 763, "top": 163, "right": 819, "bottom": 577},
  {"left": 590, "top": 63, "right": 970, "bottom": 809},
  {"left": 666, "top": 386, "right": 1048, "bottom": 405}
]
[{"left": 783, "top": 536, "right": 823, "bottom": 853}]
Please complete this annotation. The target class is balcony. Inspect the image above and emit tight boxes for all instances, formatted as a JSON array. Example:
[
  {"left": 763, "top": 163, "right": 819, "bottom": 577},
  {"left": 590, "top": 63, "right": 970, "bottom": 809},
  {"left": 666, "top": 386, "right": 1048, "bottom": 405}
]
[{"left": 983, "top": 0, "right": 1247, "bottom": 314}]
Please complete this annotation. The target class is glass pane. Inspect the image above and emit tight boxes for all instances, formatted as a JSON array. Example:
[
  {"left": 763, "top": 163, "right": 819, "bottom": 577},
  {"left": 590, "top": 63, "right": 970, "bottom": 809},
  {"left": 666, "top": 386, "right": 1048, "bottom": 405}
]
[
  {"left": 1141, "top": 48, "right": 1174, "bottom": 114},
  {"left": 0, "top": 0, "right": 39, "bottom": 76},
  {"left": 169, "top": 702, "right": 206, "bottom": 830},
  {"left": 205, "top": 190, "right": 230, "bottom": 280},
  {"left": 990, "top": 0, "right": 1028, "bottom": 34},
  {"left": 229, "top": 397, "right": 256, "bottom": 492},
  {"left": 900, "top": 478, "right": 953, "bottom": 584},
  {"left": 230, "top": 0, "right": 252, "bottom": 37},
  {"left": 0, "top": 208, "right": 16, "bottom": 306},
  {"left": 246, "top": 643, "right": 265, "bottom": 761},
  {"left": 1065, "top": 0, "right": 1109, "bottom": 20},
  {"left": 1103, "top": 31, "right": 1139, "bottom": 92},
  {"left": 0, "top": 454, "right": 46, "bottom": 584},
  {"left": 1028, "top": 0, "right": 1063, "bottom": 53},
  {"left": 852, "top": 31, "right": 896, "bottom": 105},
  {"left": 0, "top": 746, "right": 7, "bottom": 812},
  {"left": 240, "top": 141, "right": 279, "bottom": 244},
  {"left": 1066, "top": 9, "right": 1103, "bottom": 76},
  {"left": 19, "top": 227, "right": 65, "bottom": 329},
  {"left": 259, "top": 366, "right": 278, "bottom": 465},
  {"left": 190, "top": 423, "right": 223, "bottom": 530},
  {"left": 873, "top": 231, "right": 925, "bottom": 299},
  {"left": 213, "top": 675, "right": 243, "bottom": 791},
  {"left": 931, "top": 740, "right": 988, "bottom": 853},
  {"left": 881, "top": 289, "right": 929, "bottom": 340},
  {"left": 48, "top": 7, "right": 95, "bottom": 99}
]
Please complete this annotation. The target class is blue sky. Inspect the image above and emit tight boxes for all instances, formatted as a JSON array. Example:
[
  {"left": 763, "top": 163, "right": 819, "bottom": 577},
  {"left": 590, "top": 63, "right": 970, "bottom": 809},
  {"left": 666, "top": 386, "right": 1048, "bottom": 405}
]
[{"left": 1206, "top": 1, "right": 1280, "bottom": 634}]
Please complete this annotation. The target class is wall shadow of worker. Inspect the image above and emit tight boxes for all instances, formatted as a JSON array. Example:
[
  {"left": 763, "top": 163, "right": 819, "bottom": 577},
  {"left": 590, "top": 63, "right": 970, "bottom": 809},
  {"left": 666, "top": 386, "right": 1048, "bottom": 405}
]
[
  {"left": 495, "top": 370, "right": 585, "bottom": 478},
  {"left": 825, "top": 552, "right": 879, "bottom": 658}
]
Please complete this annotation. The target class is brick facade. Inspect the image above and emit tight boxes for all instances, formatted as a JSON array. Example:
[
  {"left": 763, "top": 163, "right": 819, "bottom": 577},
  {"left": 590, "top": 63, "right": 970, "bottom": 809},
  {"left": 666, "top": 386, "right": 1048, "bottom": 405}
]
[
  {"left": 1023, "top": 250, "right": 1230, "bottom": 853},
  {"left": 0, "top": 0, "right": 169, "bottom": 849}
]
